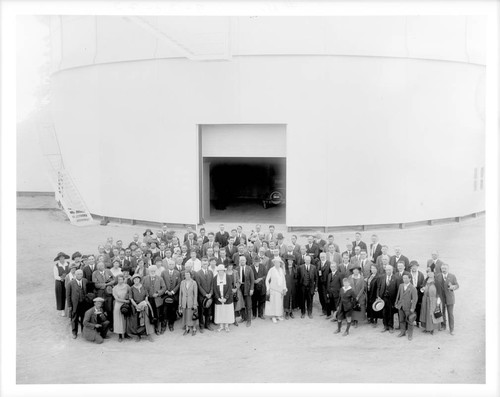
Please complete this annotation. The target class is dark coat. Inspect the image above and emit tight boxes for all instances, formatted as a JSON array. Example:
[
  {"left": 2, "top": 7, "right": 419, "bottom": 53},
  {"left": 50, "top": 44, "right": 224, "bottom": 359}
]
[
  {"left": 234, "top": 265, "right": 255, "bottom": 296},
  {"left": 66, "top": 278, "right": 88, "bottom": 312},
  {"left": 297, "top": 264, "right": 318, "bottom": 292},
  {"left": 434, "top": 272, "right": 459, "bottom": 305},
  {"left": 212, "top": 274, "right": 234, "bottom": 305},
  {"left": 326, "top": 270, "right": 343, "bottom": 301},
  {"left": 215, "top": 231, "right": 230, "bottom": 248},
  {"left": 338, "top": 287, "right": 357, "bottom": 312},
  {"left": 251, "top": 263, "right": 268, "bottom": 296},
  {"left": 194, "top": 269, "right": 214, "bottom": 301},
  {"left": 377, "top": 274, "right": 398, "bottom": 304}
]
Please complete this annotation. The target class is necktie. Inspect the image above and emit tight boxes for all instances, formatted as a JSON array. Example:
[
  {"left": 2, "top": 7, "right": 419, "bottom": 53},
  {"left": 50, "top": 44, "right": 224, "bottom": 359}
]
[
  {"left": 242, "top": 267, "right": 245, "bottom": 282},
  {"left": 78, "top": 281, "right": 82, "bottom": 288}
]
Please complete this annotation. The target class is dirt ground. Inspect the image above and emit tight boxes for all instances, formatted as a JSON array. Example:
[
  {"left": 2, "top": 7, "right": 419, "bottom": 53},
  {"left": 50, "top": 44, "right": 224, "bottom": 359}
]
[{"left": 16, "top": 209, "right": 485, "bottom": 384}]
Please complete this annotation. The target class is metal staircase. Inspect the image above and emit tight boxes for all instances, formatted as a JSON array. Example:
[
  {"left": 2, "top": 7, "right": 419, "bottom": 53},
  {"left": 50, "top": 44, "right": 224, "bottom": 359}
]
[{"left": 36, "top": 112, "right": 95, "bottom": 226}]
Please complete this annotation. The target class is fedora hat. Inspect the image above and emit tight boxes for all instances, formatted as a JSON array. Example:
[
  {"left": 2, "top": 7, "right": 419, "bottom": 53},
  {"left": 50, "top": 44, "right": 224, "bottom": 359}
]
[
  {"left": 203, "top": 297, "right": 213, "bottom": 309},
  {"left": 54, "top": 252, "right": 70, "bottom": 261},
  {"left": 408, "top": 312, "right": 417, "bottom": 323},
  {"left": 372, "top": 298, "right": 385, "bottom": 312}
]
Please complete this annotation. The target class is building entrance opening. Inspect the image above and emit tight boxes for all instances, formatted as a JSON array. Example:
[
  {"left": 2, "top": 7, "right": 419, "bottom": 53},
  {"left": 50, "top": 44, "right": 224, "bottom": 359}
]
[{"left": 203, "top": 157, "right": 286, "bottom": 224}]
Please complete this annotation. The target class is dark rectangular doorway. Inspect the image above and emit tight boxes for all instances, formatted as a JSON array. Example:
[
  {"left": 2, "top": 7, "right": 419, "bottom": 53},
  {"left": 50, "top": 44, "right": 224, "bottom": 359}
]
[{"left": 201, "top": 157, "right": 286, "bottom": 224}]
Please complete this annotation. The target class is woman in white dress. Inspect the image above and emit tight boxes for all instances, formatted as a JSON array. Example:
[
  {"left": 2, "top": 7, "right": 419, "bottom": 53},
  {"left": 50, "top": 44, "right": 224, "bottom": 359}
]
[
  {"left": 265, "top": 259, "right": 287, "bottom": 323},
  {"left": 213, "top": 265, "right": 235, "bottom": 332}
]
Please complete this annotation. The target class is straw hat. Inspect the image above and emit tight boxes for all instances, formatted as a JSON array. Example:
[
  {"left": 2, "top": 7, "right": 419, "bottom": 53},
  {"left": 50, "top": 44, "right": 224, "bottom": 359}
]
[{"left": 372, "top": 298, "right": 385, "bottom": 312}]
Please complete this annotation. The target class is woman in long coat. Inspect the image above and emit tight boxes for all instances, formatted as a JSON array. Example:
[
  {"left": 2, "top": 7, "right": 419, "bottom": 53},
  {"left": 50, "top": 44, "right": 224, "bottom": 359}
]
[
  {"left": 365, "top": 264, "right": 383, "bottom": 327},
  {"left": 178, "top": 270, "right": 198, "bottom": 336},
  {"left": 265, "top": 259, "right": 287, "bottom": 323},
  {"left": 420, "top": 270, "right": 443, "bottom": 334},
  {"left": 53, "top": 252, "right": 70, "bottom": 316},
  {"left": 348, "top": 265, "right": 366, "bottom": 327},
  {"left": 213, "top": 265, "right": 235, "bottom": 332},
  {"left": 127, "top": 274, "right": 155, "bottom": 341},
  {"left": 112, "top": 274, "right": 131, "bottom": 342},
  {"left": 283, "top": 255, "right": 298, "bottom": 319}
]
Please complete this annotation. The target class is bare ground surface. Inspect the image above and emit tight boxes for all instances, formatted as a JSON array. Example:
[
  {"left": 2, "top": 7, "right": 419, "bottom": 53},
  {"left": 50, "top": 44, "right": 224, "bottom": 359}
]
[{"left": 16, "top": 209, "right": 485, "bottom": 384}]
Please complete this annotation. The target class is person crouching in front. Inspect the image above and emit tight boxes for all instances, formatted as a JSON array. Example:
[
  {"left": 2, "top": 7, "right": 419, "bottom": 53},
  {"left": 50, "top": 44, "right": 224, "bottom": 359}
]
[
  {"left": 82, "top": 297, "right": 110, "bottom": 344},
  {"left": 334, "top": 278, "right": 357, "bottom": 336}
]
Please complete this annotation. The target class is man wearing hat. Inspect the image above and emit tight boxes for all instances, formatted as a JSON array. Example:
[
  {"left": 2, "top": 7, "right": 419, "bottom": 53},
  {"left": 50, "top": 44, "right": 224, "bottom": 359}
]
[
  {"left": 409, "top": 260, "right": 425, "bottom": 327},
  {"left": 82, "top": 297, "right": 110, "bottom": 344},
  {"left": 66, "top": 269, "right": 88, "bottom": 339},
  {"left": 251, "top": 256, "right": 268, "bottom": 320},
  {"left": 394, "top": 274, "right": 418, "bottom": 340},
  {"left": 276, "top": 233, "right": 287, "bottom": 257},
  {"left": 142, "top": 265, "right": 167, "bottom": 335}
]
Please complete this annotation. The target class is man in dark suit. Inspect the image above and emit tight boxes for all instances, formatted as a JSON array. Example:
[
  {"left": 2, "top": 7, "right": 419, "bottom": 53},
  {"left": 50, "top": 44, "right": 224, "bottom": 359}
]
[
  {"left": 198, "top": 227, "right": 209, "bottom": 245},
  {"left": 377, "top": 264, "right": 398, "bottom": 333},
  {"left": 225, "top": 237, "right": 238, "bottom": 259},
  {"left": 409, "top": 260, "right": 425, "bottom": 327},
  {"left": 324, "top": 235, "right": 340, "bottom": 253},
  {"left": 316, "top": 252, "right": 331, "bottom": 315},
  {"left": 298, "top": 255, "right": 318, "bottom": 319},
  {"left": 394, "top": 274, "right": 418, "bottom": 340},
  {"left": 435, "top": 263, "right": 459, "bottom": 335},
  {"left": 161, "top": 260, "right": 181, "bottom": 332},
  {"left": 219, "top": 249, "right": 233, "bottom": 268},
  {"left": 235, "top": 256, "right": 255, "bottom": 327},
  {"left": 202, "top": 232, "right": 217, "bottom": 257},
  {"left": 305, "top": 236, "right": 320, "bottom": 262},
  {"left": 326, "top": 262, "right": 343, "bottom": 319},
  {"left": 215, "top": 224, "right": 230, "bottom": 248},
  {"left": 369, "top": 234, "right": 383, "bottom": 263},
  {"left": 142, "top": 265, "right": 167, "bottom": 335},
  {"left": 251, "top": 257, "right": 268, "bottom": 319},
  {"left": 427, "top": 251, "right": 444, "bottom": 274},
  {"left": 296, "top": 246, "right": 308, "bottom": 267},
  {"left": 153, "top": 242, "right": 169, "bottom": 262},
  {"left": 394, "top": 261, "right": 410, "bottom": 286},
  {"left": 338, "top": 252, "right": 351, "bottom": 276},
  {"left": 232, "top": 244, "right": 252, "bottom": 267},
  {"left": 291, "top": 234, "right": 301, "bottom": 256},
  {"left": 183, "top": 226, "right": 197, "bottom": 244},
  {"left": 282, "top": 244, "right": 299, "bottom": 265},
  {"left": 82, "top": 254, "right": 97, "bottom": 281},
  {"left": 194, "top": 258, "right": 214, "bottom": 332},
  {"left": 66, "top": 269, "right": 88, "bottom": 339},
  {"left": 314, "top": 233, "right": 328, "bottom": 252},
  {"left": 325, "top": 244, "right": 341, "bottom": 267},
  {"left": 390, "top": 246, "right": 410, "bottom": 271},
  {"left": 351, "top": 232, "right": 367, "bottom": 255}
]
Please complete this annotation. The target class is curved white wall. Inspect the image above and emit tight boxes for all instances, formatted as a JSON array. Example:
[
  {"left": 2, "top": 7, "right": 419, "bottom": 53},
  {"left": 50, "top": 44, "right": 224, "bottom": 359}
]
[{"left": 50, "top": 54, "right": 485, "bottom": 227}]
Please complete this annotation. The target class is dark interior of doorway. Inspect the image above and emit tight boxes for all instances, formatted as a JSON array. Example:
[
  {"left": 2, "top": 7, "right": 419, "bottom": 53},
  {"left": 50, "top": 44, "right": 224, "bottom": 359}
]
[{"left": 205, "top": 157, "right": 286, "bottom": 223}]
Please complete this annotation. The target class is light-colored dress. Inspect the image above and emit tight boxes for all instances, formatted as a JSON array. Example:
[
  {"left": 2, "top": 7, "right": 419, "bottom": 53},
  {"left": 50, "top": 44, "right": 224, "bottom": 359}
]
[
  {"left": 214, "top": 275, "right": 235, "bottom": 324},
  {"left": 110, "top": 267, "right": 122, "bottom": 278},
  {"left": 112, "top": 283, "right": 130, "bottom": 334},
  {"left": 264, "top": 266, "right": 287, "bottom": 317}
]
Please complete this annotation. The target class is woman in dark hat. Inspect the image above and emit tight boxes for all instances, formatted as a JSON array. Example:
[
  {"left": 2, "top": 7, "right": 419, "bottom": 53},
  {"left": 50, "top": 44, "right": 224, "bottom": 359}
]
[
  {"left": 225, "top": 261, "right": 242, "bottom": 327},
  {"left": 283, "top": 254, "right": 298, "bottom": 319},
  {"left": 347, "top": 264, "right": 366, "bottom": 328},
  {"left": 127, "top": 274, "right": 154, "bottom": 342},
  {"left": 53, "top": 252, "right": 70, "bottom": 316}
]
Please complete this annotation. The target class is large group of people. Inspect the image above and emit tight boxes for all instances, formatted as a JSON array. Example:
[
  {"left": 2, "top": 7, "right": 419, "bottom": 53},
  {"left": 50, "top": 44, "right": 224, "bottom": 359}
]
[{"left": 53, "top": 224, "right": 459, "bottom": 343}]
